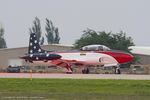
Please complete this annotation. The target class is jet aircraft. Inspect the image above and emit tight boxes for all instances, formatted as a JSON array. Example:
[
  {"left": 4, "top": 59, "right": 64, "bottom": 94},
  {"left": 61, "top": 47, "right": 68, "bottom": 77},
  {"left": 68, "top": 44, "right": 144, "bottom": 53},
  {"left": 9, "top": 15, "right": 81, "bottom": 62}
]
[{"left": 21, "top": 33, "right": 133, "bottom": 74}]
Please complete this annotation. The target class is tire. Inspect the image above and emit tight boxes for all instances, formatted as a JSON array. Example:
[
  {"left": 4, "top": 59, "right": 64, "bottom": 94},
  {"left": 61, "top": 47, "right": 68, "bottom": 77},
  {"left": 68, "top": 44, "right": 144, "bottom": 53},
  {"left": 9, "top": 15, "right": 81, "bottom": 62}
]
[
  {"left": 82, "top": 68, "right": 89, "bottom": 74},
  {"left": 116, "top": 69, "right": 121, "bottom": 74},
  {"left": 86, "top": 68, "right": 89, "bottom": 74},
  {"left": 82, "top": 69, "right": 86, "bottom": 74}
]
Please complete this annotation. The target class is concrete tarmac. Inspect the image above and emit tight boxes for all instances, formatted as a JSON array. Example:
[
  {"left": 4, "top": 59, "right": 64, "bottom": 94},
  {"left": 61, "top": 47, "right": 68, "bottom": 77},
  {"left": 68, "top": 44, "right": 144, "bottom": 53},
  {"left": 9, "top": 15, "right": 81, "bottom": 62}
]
[{"left": 0, "top": 73, "right": 150, "bottom": 80}]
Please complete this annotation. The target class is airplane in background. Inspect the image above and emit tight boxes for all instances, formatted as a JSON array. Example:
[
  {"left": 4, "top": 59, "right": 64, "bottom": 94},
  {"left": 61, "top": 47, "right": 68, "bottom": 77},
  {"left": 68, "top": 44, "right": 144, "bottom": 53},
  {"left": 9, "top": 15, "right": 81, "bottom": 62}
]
[
  {"left": 129, "top": 46, "right": 150, "bottom": 55},
  {"left": 21, "top": 33, "right": 133, "bottom": 74}
]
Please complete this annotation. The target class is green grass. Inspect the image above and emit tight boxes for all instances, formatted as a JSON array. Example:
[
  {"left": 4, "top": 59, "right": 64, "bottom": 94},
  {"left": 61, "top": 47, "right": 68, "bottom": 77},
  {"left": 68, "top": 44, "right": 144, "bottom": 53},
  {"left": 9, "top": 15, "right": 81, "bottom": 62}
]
[{"left": 0, "top": 79, "right": 150, "bottom": 100}]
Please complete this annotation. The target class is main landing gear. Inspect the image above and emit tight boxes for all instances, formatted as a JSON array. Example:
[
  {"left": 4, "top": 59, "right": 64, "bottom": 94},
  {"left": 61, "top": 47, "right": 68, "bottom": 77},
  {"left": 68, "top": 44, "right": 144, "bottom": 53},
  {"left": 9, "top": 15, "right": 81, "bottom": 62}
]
[
  {"left": 82, "top": 68, "right": 89, "bottom": 74},
  {"left": 66, "top": 68, "right": 73, "bottom": 74}
]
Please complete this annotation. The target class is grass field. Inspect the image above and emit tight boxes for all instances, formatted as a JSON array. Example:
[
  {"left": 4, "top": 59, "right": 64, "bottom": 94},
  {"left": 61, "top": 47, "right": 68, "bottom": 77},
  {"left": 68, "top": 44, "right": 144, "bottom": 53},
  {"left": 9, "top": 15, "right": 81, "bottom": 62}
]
[{"left": 0, "top": 79, "right": 150, "bottom": 100}]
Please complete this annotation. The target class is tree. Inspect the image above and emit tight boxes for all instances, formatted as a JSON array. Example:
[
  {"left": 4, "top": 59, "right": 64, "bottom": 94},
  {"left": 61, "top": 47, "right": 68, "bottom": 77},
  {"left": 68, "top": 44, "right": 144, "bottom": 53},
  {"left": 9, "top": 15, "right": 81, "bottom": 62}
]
[
  {"left": 29, "top": 17, "right": 44, "bottom": 45},
  {"left": 45, "top": 18, "right": 60, "bottom": 44},
  {"left": 110, "top": 31, "right": 135, "bottom": 52},
  {"left": 74, "top": 28, "right": 134, "bottom": 52},
  {"left": 0, "top": 26, "right": 7, "bottom": 48}
]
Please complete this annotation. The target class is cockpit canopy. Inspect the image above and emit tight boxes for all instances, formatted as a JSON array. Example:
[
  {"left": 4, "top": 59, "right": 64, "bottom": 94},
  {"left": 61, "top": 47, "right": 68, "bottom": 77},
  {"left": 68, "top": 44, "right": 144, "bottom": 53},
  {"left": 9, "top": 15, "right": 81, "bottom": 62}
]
[{"left": 81, "top": 45, "right": 111, "bottom": 51}]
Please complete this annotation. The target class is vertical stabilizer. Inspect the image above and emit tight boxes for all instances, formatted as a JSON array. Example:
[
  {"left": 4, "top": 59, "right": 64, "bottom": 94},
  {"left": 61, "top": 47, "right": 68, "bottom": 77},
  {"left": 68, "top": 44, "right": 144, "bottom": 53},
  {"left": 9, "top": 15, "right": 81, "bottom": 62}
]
[{"left": 28, "top": 33, "right": 47, "bottom": 54}]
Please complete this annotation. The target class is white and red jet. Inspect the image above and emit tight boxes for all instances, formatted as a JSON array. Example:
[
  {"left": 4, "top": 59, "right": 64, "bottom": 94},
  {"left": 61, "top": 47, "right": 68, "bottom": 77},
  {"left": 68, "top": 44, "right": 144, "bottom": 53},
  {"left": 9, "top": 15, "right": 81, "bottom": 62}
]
[{"left": 21, "top": 33, "right": 133, "bottom": 74}]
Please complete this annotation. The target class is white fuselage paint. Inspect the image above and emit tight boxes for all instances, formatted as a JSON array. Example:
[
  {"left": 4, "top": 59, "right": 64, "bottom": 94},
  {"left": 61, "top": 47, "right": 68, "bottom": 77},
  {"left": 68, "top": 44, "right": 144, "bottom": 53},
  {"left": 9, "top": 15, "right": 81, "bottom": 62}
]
[
  {"left": 57, "top": 52, "right": 118, "bottom": 66},
  {"left": 34, "top": 52, "right": 119, "bottom": 67}
]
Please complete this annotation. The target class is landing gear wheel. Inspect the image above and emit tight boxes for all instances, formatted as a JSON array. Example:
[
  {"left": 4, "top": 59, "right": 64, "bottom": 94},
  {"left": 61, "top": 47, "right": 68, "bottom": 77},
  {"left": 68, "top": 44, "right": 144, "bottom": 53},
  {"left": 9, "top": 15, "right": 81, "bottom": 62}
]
[
  {"left": 66, "top": 68, "right": 73, "bottom": 74},
  {"left": 66, "top": 72, "right": 72, "bottom": 74},
  {"left": 82, "top": 68, "right": 89, "bottom": 74},
  {"left": 115, "top": 68, "right": 121, "bottom": 74},
  {"left": 82, "top": 69, "right": 85, "bottom": 74}
]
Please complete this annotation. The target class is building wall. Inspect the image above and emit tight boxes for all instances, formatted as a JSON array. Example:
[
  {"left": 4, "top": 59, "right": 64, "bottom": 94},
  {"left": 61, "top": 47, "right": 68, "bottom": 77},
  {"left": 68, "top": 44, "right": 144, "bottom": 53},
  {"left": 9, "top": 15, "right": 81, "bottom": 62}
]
[
  {"left": 135, "top": 54, "right": 150, "bottom": 65},
  {"left": 0, "top": 44, "right": 73, "bottom": 70},
  {"left": 130, "top": 54, "right": 150, "bottom": 74}
]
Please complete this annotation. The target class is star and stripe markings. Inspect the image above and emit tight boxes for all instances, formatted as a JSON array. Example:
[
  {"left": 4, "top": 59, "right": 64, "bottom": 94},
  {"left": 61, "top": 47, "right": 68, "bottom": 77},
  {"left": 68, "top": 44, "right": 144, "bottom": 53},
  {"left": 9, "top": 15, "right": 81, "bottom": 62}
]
[
  {"left": 20, "top": 33, "right": 62, "bottom": 62},
  {"left": 22, "top": 53, "right": 62, "bottom": 62},
  {"left": 28, "top": 33, "right": 47, "bottom": 54}
]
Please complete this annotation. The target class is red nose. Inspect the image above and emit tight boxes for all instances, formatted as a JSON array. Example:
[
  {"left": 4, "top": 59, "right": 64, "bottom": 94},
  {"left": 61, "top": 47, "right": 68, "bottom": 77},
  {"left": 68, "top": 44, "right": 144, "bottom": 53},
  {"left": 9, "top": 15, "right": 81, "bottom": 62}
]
[
  {"left": 108, "top": 52, "right": 134, "bottom": 64},
  {"left": 96, "top": 51, "right": 134, "bottom": 64},
  {"left": 120, "top": 53, "right": 133, "bottom": 64}
]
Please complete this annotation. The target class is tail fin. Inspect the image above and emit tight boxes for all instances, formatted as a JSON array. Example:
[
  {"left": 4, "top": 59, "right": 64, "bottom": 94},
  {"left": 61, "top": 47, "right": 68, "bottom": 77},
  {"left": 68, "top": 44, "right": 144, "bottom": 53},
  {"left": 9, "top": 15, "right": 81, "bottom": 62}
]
[{"left": 28, "top": 33, "right": 47, "bottom": 54}]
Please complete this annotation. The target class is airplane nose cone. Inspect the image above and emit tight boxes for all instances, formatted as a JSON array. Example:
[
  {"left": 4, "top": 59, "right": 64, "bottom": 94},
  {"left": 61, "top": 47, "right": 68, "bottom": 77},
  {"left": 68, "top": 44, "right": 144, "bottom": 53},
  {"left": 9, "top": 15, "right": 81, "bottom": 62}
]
[
  {"left": 124, "top": 53, "right": 134, "bottom": 63},
  {"left": 129, "top": 54, "right": 134, "bottom": 61},
  {"left": 113, "top": 52, "right": 134, "bottom": 64}
]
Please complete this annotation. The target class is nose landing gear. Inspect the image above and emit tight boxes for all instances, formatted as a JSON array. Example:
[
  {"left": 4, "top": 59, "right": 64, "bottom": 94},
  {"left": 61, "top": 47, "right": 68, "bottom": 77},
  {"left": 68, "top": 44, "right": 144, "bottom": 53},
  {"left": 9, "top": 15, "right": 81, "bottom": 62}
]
[{"left": 114, "top": 66, "right": 121, "bottom": 74}]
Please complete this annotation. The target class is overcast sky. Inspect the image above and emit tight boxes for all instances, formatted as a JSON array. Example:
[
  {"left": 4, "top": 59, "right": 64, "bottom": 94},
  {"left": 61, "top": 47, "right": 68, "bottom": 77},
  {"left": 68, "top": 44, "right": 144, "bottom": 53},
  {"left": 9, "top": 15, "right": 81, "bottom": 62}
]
[{"left": 0, "top": 0, "right": 150, "bottom": 48}]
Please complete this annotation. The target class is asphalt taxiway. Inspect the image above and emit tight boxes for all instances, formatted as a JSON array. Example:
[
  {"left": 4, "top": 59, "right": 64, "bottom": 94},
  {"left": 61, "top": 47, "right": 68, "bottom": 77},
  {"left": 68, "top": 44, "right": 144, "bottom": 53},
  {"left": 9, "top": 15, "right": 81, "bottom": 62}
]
[{"left": 0, "top": 73, "right": 150, "bottom": 80}]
